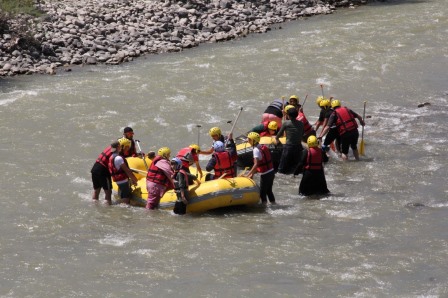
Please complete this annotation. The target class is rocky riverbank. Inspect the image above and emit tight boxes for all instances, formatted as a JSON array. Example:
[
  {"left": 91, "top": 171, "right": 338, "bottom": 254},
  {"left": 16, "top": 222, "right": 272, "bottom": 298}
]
[{"left": 0, "top": 0, "right": 369, "bottom": 76}]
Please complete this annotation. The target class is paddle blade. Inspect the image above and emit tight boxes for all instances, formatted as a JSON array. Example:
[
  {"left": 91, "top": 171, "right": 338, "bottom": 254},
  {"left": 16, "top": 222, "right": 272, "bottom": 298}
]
[{"left": 359, "top": 140, "right": 365, "bottom": 156}]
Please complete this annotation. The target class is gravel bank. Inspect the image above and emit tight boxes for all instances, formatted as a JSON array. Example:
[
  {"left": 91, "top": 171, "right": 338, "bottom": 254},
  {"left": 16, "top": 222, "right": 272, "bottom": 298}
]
[{"left": 0, "top": 0, "right": 368, "bottom": 76}]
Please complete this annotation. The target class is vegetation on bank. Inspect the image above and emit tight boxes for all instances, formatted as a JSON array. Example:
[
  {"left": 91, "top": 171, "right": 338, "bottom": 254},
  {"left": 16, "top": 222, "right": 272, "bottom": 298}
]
[{"left": 0, "top": 0, "right": 42, "bottom": 34}]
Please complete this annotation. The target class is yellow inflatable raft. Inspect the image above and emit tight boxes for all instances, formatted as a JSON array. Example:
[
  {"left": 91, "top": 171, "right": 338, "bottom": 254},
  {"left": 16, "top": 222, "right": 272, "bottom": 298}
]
[
  {"left": 236, "top": 136, "right": 286, "bottom": 170},
  {"left": 112, "top": 157, "right": 260, "bottom": 213}
]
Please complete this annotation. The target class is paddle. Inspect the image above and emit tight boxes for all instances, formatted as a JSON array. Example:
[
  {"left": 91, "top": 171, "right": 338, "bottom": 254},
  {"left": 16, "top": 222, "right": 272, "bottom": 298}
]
[
  {"left": 281, "top": 96, "right": 286, "bottom": 120},
  {"left": 320, "top": 84, "right": 325, "bottom": 98},
  {"left": 217, "top": 173, "right": 227, "bottom": 179},
  {"left": 130, "top": 168, "right": 147, "bottom": 175},
  {"left": 301, "top": 94, "right": 308, "bottom": 109},
  {"left": 359, "top": 101, "right": 367, "bottom": 156},
  {"left": 196, "top": 124, "right": 201, "bottom": 146},
  {"left": 225, "top": 107, "right": 243, "bottom": 146},
  {"left": 135, "top": 140, "right": 148, "bottom": 171}
]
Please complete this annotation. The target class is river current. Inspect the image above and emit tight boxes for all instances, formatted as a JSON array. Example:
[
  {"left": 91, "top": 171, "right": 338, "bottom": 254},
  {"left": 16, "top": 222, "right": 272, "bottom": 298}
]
[{"left": 1, "top": 0, "right": 447, "bottom": 297}]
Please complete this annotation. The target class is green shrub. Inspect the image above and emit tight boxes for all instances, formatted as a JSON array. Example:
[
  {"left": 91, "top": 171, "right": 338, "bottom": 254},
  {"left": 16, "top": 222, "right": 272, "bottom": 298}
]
[{"left": 0, "top": 0, "right": 41, "bottom": 17}]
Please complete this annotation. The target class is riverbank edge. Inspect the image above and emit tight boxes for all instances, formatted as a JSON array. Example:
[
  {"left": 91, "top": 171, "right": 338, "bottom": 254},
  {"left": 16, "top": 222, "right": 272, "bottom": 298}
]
[{"left": 1, "top": 0, "right": 371, "bottom": 77}]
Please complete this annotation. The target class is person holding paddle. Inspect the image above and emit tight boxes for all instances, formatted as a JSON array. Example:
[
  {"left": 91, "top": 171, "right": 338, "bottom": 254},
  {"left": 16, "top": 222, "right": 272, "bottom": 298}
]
[
  {"left": 248, "top": 121, "right": 279, "bottom": 137},
  {"left": 320, "top": 100, "right": 365, "bottom": 161},
  {"left": 243, "top": 132, "right": 276, "bottom": 205}
]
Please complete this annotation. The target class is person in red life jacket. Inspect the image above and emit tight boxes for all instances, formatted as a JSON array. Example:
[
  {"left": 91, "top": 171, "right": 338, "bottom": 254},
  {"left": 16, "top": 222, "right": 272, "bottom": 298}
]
[
  {"left": 90, "top": 141, "right": 116, "bottom": 204},
  {"left": 261, "top": 98, "right": 284, "bottom": 129},
  {"left": 320, "top": 100, "right": 365, "bottom": 161},
  {"left": 108, "top": 138, "right": 138, "bottom": 204},
  {"left": 205, "top": 140, "right": 237, "bottom": 181},
  {"left": 243, "top": 132, "right": 276, "bottom": 205},
  {"left": 176, "top": 144, "right": 203, "bottom": 180},
  {"left": 171, "top": 157, "right": 201, "bottom": 215},
  {"left": 146, "top": 147, "right": 175, "bottom": 210},
  {"left": 248, "top": 121, "right": 279, "bottom": 137},
  {"left": 294, "top": 135, "right": 329, "bottom": 196},
  {"left": 199, "top": 127, "right": 233, "bottom": 155}
]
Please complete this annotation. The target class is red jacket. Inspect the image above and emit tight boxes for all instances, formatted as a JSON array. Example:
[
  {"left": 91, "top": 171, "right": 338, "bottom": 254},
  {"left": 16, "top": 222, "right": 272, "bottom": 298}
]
[
  {"left": 96, "top": 146, "right": 113, "bottom": 168},
  {"left": 256, "top": 145, "right": 273, "bottom": 173},
  {"left": 213, "top": 151, "right": 236, "bottom": 178}
]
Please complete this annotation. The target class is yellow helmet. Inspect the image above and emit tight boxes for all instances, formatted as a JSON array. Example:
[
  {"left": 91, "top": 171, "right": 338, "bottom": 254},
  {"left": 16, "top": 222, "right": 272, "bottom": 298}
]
[
  {"left": 284, "top": 104, "right": 295, "bottom": 113},
  {"left": 331, "top": 99, "right": 341, "bottom": 108},
  {"left": 117, "top": 137, "right": 131, "bottom": 148},
  {"left": 189, "top": 144, "right": 201, "bottom": 153},
  {"left": 289, "top": 95, "right": 299, "bottom": 101},
  {"left": 307, "top": 135, "right": 319, "bottom": 148},
  {"left": 209, "top": 127, "right": 221, "bottom": 137},
  {"left": 316, "top": 96, "right": 325, "bottom": 106},
  {"left": 319, "top": 99, "right": 331, "bottom": 108},
  {"left": 267, "top": 121, "right": 278, "bottom": 131},
  {"left": 247, "top": 132, "right": 260, "bottom": 143},
  {"left": 158, "top": 147, "right": 171, "bottom": 158}
]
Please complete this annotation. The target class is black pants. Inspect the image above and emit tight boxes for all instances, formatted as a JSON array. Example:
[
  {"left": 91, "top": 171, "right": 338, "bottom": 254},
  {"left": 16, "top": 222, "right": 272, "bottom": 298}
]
[
  {"left": 260, "top": 170, "right": 276, "bottom": 203},
  {"left": 278, "top": 144, "right": 301, "bottom": 174}
]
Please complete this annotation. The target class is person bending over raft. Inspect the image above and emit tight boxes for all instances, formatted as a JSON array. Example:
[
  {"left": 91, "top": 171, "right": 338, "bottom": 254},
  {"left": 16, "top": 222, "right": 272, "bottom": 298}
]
[
  {"left": 320, "top": 100, "right": 365, "bottom": 161},
  {"left": 205, "top": 140, "right": 237, "bottom": 180},
  {"left": 108, "top": 138, "right": 138, "bottom": 204},
  {"left": 261, "top": 98, "right": 284, "bottom": 129},
  {"left": 176, "top": 144, "right": 203, "bottom": 180},
  {"left": 249, "top": 121, "right": 279, "bottom": 137},
  {"left": 146, "top": 147, "right": 175, "bottom": 210},
  {"left": 244, "top": 132, "right": 276, "bottom": 205},
  {"left": 171, "top": 157, "right": 201, "bottom": 215},
  {"left": 294, "top": 135, "right": 330, "bottom": 197},
  {"left": 274, "top": 107, "right": 304, "bottom": 174}
]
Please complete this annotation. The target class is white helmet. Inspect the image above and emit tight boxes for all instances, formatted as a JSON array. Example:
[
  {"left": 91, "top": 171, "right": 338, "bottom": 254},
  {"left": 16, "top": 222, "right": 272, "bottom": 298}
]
[{"left": 213, "top": 141, "right": 225, "bottom": 152}]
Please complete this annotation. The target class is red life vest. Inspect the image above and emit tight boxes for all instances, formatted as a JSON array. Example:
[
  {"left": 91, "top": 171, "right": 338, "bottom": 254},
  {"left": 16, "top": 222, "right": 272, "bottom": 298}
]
[
  {"left": 297, "top": 111, "right": 313, "bottom": 136},
  {"left": 213, "top": 151, "right": 236, "bottom": 178},
  {"left": 146, "top": 156, "right": 172, "bottom": 188},
  {"left": 176, "top": 147, "right": 194, "bottom": 168},
  {"left": 96, "top": 145, "right": 113, "bottom": 168},
  {"left": 334, "top": 107, "right": 358, "bottom": 136},
  {"left": 256, "top": 145, "right": 273, "bottom": 173},
  {"left": 304, "top": 147, "right": 323, "bottom": 170},
  {"left": 108, "top": 154, "right": 129, "bottom": 182}
]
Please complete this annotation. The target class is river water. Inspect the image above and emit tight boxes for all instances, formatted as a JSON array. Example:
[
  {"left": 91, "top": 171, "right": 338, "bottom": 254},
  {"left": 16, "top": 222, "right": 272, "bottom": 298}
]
[{"left": 1, "top": 0, "right": 447, "bottom": 297}]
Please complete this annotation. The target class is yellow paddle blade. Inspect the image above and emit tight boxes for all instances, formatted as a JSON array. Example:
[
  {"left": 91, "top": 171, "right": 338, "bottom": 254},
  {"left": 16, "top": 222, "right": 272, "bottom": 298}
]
[{"left": 359, "top": 140, "right": 365, "bottom": 156}]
